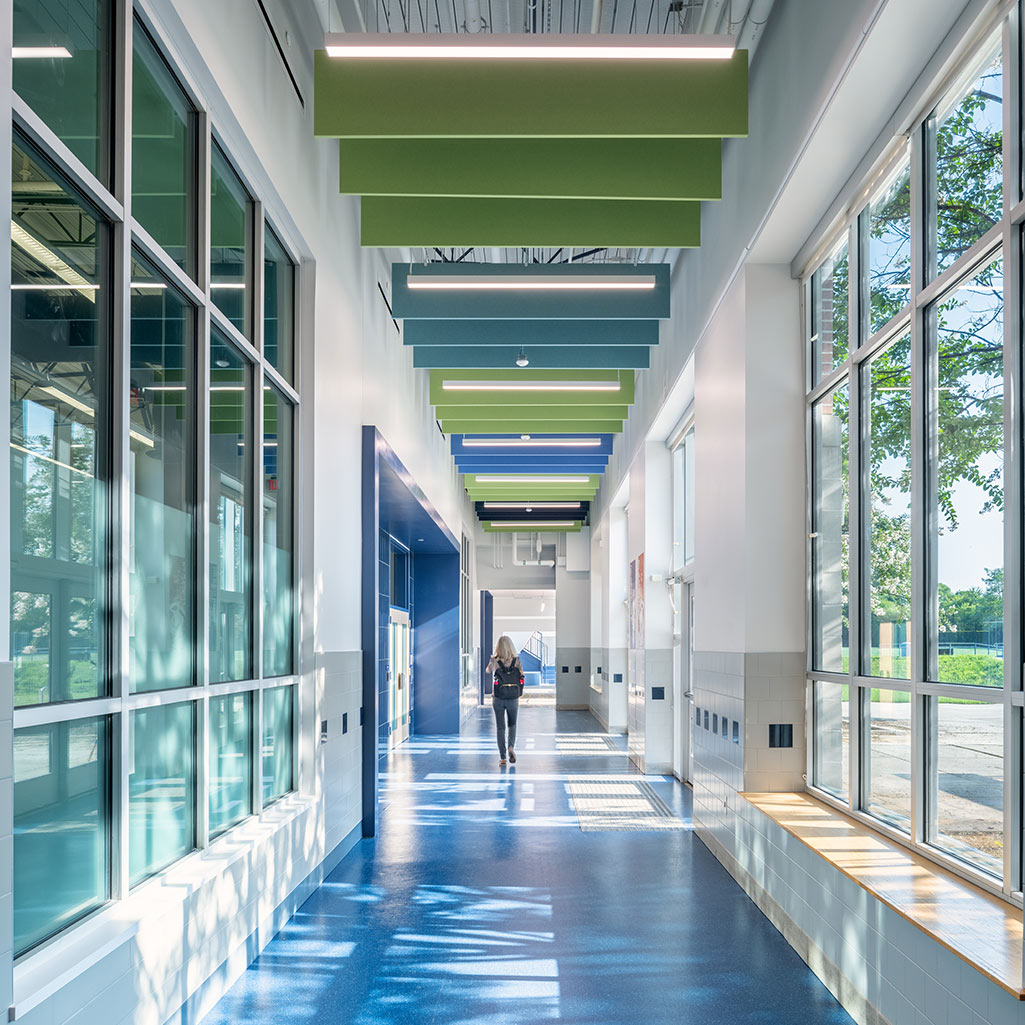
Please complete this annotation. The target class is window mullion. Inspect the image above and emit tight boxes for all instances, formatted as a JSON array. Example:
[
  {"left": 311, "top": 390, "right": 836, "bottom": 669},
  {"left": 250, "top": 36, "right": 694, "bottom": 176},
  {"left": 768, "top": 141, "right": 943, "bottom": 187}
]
[
  {"left": 1000, "top": 6, "right": 1023, "bottom": 896},
  {"left": 110, "top": 0, "right": 134, "bottom": 904},
  {"left": 253, "top": 204, "right": 266, "bottom": 687}
]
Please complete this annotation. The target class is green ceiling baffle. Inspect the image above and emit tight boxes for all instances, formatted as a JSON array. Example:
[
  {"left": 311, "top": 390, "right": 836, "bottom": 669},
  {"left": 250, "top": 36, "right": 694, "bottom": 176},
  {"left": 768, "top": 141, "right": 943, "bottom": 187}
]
[
  {"left": 360, "top": 196, "right": 700, "bottom": 248},
  {"left": 339, "top": 138, "right": 722, "bottom": 200},
  {"left": 312, "top": 31, "right": 750, "bottom": 528}
]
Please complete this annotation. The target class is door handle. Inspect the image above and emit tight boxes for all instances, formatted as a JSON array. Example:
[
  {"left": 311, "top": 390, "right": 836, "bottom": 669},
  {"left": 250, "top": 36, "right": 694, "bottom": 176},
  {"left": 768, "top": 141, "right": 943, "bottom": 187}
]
[{"left": 684, "top": 691, "right": 694, "bottom": 699}]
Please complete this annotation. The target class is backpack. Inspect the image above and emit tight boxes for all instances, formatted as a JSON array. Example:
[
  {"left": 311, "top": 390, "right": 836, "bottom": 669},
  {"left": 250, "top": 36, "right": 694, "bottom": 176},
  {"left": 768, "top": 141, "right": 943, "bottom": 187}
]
[{"left": 494, "top": 659, "right": 523, "bottom": 700}]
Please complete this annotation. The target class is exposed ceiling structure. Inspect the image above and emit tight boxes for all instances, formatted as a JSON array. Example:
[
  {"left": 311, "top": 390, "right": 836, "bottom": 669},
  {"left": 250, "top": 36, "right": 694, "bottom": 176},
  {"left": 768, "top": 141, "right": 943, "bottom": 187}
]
[{"left": 313, "top": 7, "right": 764, "bottom": 528}]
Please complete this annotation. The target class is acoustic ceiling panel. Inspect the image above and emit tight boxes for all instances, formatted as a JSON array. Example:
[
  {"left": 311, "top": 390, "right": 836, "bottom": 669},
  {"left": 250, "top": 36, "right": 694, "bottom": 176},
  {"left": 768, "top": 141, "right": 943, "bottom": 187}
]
[
  {"left": 406, "top": 319, "right": 657, "bottom": 349},
  {"left": 393, "top": 263, "right": 670, "bottom": 320},
  {"left": 339, "top": 137, "right": 722, "bottom": 200},
  {"left": 362, "top": 196, "right": 701, "bottom": 247},
  {"left": 313, "top": 49, "right": 748, "bottom": 138}
]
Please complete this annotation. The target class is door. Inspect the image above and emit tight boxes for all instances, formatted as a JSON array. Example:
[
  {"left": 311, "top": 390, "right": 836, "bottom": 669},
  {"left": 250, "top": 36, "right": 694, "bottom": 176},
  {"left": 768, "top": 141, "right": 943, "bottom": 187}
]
[{"left": 388, "top": 608, "right": 411, "bottom": 748}]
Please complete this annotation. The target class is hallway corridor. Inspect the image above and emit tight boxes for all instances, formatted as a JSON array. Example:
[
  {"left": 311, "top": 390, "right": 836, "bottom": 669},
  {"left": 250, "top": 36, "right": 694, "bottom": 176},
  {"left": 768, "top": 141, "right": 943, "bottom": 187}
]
[{"left": 201, "top": 707, "right": 854, "bottom": 1025}]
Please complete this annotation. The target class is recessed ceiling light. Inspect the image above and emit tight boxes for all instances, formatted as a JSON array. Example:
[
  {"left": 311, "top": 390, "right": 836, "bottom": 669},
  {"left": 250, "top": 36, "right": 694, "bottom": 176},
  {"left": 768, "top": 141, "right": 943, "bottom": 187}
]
[
  {"left": 407, "top": 273, "right": 657, "bottom": 290},
  {"left": 515, "top": 348, "right": 529, "bottom": 368},
  {"left": 521, "top": 434, "right": 531, "bottom": 440},
  {"left": 462, "top": 437, "right": 602, "bottom": 448},
  {"left": 325, "top": 33, "right": 735, "bottom": 60},
  {"left": 442, "top": 380, "right": 620, "bottom": 392},
  {"left": 526, "top": 507, "right": 533, "bottom": 513}
]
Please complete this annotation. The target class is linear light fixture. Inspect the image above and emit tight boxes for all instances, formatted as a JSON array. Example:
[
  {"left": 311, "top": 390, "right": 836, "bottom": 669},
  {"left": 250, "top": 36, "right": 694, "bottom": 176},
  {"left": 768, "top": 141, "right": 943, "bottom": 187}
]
[
  {"left": 473, "top": 475, "right": 590, "bottom": 484},
  {"left": 11, "top": 441, "right": 92, "bottom": 477},
  {"left": 211, "top": 282, "right": 246, "bottom": 290},
  {"left": 325, "top": 33, "right": 735, "bottom": 60},
  {"left": 409, "top": 274, "right": 656, "bottom": 290},
  {"left": 12, "top": 47, "right": 72, "bottom": 59},
  {"left": 443, "top": 380, "right": 620, "bottom": 392},
  {"left": 36, "top": 385, "right": 154, "bottom": 448},
  {"left": 12, "top": 282, "right": 100, "bottom": 292},
  {"left": 462, "top": 437, "right": 602, "bottom": 448},
  {"left": 487, "top": 521, "right": 580, "bottom": 528},
  {"left": 11, "top": 223, "right": 97, "bottom": 302},
  {"left": 145, "top": 384, "right": 244, "bottom": 392},
  {"left": 484, "top": 502, "right": 582, "bottom": 510}
]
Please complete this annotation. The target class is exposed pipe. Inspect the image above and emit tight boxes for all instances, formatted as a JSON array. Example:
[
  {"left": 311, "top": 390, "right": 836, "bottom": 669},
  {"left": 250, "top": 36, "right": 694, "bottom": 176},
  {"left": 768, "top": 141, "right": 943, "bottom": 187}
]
[
  {"left": 590, "top": 0, "right": 602, "bottom": 33},
  {"left": 698, "top": 0, "right": 726, "bottom": 34},
  {"left": 736, "top": 0, "right": 774, "bottom": 53},
  {"left": 464, "top": 0, "right": 483, "bottom": 30}
]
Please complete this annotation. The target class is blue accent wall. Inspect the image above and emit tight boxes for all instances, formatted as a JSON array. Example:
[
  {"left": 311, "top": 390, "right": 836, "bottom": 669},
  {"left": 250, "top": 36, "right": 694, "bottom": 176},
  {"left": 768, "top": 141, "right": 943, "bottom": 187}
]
[{"left": 412, "top": 553, "right": 461, "bottom": 735}]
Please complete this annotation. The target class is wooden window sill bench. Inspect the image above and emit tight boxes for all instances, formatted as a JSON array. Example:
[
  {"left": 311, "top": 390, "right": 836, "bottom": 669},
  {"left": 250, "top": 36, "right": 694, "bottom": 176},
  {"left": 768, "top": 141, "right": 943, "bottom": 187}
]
[{"left": 742, "top": 791, "right": 1024, "bottom": 1002}]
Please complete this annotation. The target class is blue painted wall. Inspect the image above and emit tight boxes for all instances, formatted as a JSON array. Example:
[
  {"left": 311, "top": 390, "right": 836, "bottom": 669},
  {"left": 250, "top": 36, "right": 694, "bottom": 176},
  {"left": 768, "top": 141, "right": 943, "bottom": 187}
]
[{"left": 412, "top": 553, "right": 461, "bottom": 734}]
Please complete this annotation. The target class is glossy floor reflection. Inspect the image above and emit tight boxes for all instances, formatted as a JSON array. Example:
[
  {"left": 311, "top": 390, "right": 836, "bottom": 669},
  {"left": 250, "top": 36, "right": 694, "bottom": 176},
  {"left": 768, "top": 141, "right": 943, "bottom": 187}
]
[{"left": 201, "top": 706, "right": 854, "bottom": 1025}]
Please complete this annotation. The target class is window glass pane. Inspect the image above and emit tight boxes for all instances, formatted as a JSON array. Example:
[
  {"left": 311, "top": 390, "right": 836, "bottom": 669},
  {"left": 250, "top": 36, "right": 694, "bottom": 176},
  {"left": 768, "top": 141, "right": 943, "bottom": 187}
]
[
  {"left": 931, "top": 42, "right": 1003, "bottom": 277},
  {"left": 868, "top": 164, "right": 911, "bottom": 331},
  {"left": 210, "top": 331, "right": 253, "bottom": 683},
  {"left": 209, "top": 692, "right": 252, "bottom": 836},
  {"left": 865, "top": 334, "right": 911, "bottom": 679},
  {"left": 813, "top": 681, "right": 848, "bottom": 801},
  {"left": 13, "top": 0, "right": 111, "bottom": 182},
  {"left": 210, "top": 144, "right": 251, "bottom": 337},
  {"left": 671, "top": 443, "right": 684, "bottom": 571},
  {"left": 129, "top": 702, "right": 195, "bottom": 884},
  {"left": 129, "top": 256, "right": 195, "bottom": 692},
  {"left": 263, "top": 386, "right": 294, "bottom": 677},
  {"left": 264, "top": 227, "right": 294, "bottom": 380},
  {"left": 132, "top": 21, "right": 195, "bottom": 274},
  {"left": 14, "top": 718, "right": 109, "bottom": 955},
  {"left": 683, "top": 428, "right": 695, "bottom": 564},
  {"left": 812, "top": 382, "right": 849, "bottom": 672},
  {"left": 865, "top": 690, "right": 911, "bottom": 831},
  {"left": 931, "top": 256, "right": 1003, "bottom": 686},
  {"left": 928, "top": 698, "right": 1003, "bottom": 877},
  {"left": 11, "top": 136, "right": 108, "bottom": 706},
  {"left": 262, "top": 685, "right": 294, "bottom": 805},
  {"left": 809, "top": 240, "right": 849, "bottom": 386}
]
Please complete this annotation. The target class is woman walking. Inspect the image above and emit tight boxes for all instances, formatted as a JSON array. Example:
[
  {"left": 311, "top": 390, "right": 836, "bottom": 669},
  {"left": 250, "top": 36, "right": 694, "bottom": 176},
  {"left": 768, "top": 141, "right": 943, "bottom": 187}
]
[{"left": 487, "top": 635, "right": 524, "bottom": 767}]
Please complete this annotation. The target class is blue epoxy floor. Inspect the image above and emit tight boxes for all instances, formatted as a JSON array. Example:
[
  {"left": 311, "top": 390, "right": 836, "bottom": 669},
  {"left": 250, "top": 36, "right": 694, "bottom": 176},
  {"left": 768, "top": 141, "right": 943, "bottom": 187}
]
[{"left": 201, "top": 705, "right": 854, "bottom": 1025}]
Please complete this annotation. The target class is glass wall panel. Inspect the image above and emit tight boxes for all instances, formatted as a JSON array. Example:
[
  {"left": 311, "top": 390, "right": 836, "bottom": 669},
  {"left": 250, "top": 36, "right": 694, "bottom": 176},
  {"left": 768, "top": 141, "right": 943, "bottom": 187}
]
[
  {"left": 813, "top": 681, "right": 848, "bottom": 800},
  {"left": 868, "top": 164, "right": 911, "bottom": 331},
  {"left": 129, "top": 256, "right": 194, "bottom": 692},
  {"left": 865, "top": 690, "right": 911, "bottom": 830},
  {"left": 812, "top": 382, "right": 849, "bottom": 672},
  {"left": 132, "top": 21, "right": 195, "bottom": 274},
  {"left": 209, "top": 693, "right": 252, "bottom": 836},
  {"left": 809, "top": 240, "right": 849, "bottom": 386},
  {"left": 264, "top": 227, "right": 294, "bottom": 381},
  {"left": 864, "top": 334, "right": 911, "bottom": 679},
  {"left": 14, "top": 717, "right": 109, "bottom": 955},
  {"left": 930, "top": 42, "right": 1003, "bottom": 278},
  {"left": 10, "top": 136, "right": 108, "bottom": 706},
  {"left": 210, "top": 331, "right": 253, "bottom": 683},
  {"left": 683, "top": 427, "right": 695, "bottom": 564},
  {"left": 930, "top": 257, "right": 1003, "bottom": 686},
  {"left": 129, "top": 702, "right": 195, "bottom": 884},
  {"left": 262, "top": 685, "right": 293, "bottom": 805},
  {"left": 13, "top": 0, "right": 111, "bottom": 182},
  {"left": 928, "top": 698, "right": 1003, "bottom": 876},
  {"left": 263, "top": 387, "right": 294, "bottom": 677},
  {"left": 210, "top": 144, "right": 251, "bottom": 337}
]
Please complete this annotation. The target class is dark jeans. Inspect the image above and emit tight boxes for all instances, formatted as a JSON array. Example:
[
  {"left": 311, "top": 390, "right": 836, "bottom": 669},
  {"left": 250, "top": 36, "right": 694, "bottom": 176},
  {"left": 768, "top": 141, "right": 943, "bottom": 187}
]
[{"left": 492, "top": 697, "right": 519, "bottom": 758}]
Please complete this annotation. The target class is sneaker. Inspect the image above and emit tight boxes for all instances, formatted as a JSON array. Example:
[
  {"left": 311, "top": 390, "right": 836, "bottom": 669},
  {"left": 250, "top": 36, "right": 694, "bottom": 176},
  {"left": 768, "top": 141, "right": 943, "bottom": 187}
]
[
  {"left": 499, "top": 758, "right": 507, "bottom": 767},
  {"left": 509, "top": 748, "right": 517, "bottom": 764}
]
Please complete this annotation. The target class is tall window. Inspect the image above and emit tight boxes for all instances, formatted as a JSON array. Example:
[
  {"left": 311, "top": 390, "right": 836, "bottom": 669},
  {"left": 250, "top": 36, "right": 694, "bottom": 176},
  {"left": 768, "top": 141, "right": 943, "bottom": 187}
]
[
  {"left": 10, "top": 15, "right": 301, "bottom": 956},
  {"left": 805, "top": 27, "right": 1012, "bottom": 897}
]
